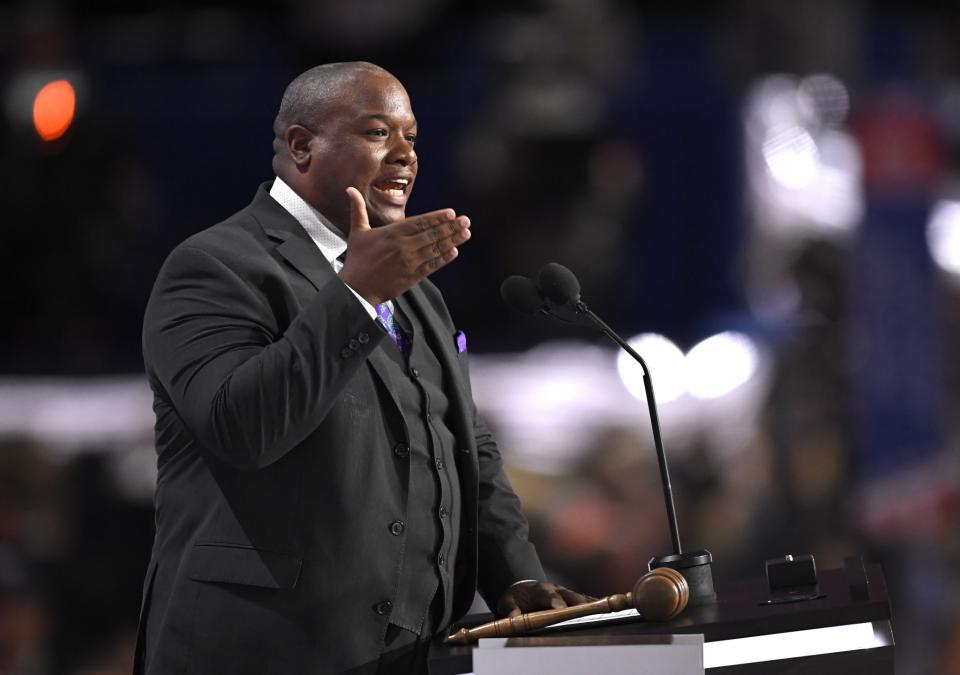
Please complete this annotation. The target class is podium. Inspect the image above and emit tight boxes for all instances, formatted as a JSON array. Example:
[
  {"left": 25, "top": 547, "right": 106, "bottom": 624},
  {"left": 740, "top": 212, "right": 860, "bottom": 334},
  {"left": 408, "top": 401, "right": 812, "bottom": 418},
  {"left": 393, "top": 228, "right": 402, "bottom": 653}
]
[{"left": 430, "top": 558, "right": 894, "bottom": 674}]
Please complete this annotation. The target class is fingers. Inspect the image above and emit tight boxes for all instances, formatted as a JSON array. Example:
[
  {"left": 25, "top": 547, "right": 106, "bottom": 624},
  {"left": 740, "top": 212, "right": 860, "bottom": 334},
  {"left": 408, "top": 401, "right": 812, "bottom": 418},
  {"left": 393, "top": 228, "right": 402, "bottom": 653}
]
[
  {"left": 546, "top": 586, "right": 568, "bottom": 610},
  {"left": 394, "top": 208, "right": 458, "bottom": 236},
  {"left": 498, "top": 593, "right": 521, "bottom": 619},
  {"left": 345, "top": 187, "right": 371, "bottom": 233},
  {"left": 557, "top": 586, "right": 596, "bottom": 607},
  {"left": 415, "top": 244, "right": 459, "bottom": 276}
]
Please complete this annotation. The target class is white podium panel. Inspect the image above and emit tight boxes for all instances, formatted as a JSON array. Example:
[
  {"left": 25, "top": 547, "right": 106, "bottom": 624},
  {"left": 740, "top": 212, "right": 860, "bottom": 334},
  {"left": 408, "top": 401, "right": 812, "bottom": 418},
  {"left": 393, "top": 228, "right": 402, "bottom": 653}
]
[{"left": 472, "top": 634, "right": 704, "bottom": 675}]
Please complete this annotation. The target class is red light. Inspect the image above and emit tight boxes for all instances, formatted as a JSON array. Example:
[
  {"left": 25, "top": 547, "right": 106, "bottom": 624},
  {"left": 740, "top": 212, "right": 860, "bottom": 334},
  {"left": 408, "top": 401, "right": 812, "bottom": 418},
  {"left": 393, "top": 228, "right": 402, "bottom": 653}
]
[{"left": 33, "top": 79, "right": 76, "bottom": 142}]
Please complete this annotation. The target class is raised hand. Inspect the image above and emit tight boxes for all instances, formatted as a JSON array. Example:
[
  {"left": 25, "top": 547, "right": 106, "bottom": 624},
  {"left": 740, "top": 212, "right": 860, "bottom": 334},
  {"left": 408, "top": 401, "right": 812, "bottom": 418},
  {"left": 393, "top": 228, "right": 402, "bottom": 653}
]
[{"left": 338, "top": 186, "right": 471, "bottom": 307}]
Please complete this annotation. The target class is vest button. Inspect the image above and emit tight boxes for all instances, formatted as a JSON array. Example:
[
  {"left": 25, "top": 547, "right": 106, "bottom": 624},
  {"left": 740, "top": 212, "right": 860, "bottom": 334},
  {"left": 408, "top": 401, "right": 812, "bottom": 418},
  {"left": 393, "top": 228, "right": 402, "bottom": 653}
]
[
  {"left": 409, "top": 367, "right": 420, "bottom": 379},
  {"left": 460, "top": 447, "right": 471, "bottom": 455},
  {"left": 393, "top": 443, "right": 410, "bottom": 458},
  {"left": 358, "top": 332, "right": 370, "bottom": 344},
  {"left": 439, "top": 506, "right": 448, "bottom": 519},
  {"left": 437, "top": 552, "right": 446, "bottom": 568},
  {"left": 389, "top": 520, "right": 405, "bottom": 536},
  {"left": 435, "top": 458, "right": 445, "bottom": 471},
  {"left": 375, "top": 600, "right": 393, "bottom": 616}
]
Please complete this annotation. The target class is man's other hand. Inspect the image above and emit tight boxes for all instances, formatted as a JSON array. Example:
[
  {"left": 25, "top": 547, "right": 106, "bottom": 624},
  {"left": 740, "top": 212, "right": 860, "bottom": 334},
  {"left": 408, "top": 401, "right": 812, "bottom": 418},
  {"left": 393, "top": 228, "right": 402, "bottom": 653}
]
[
  {"left": 338, "top": 186, "right": 471, "bottom": 307},
  {"left": 496, "top": 581, "right": 596, "bottom": 619}
]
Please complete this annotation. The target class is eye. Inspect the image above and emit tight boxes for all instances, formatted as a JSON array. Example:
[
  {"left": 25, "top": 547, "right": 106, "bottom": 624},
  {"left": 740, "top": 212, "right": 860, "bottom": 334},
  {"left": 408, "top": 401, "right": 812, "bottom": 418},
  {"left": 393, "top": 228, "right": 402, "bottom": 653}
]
[
  {"left": 405, "top": 133, "right": 417, "bottom": 144},
  {"left": 365, "top": 128, "right": 388, "bottom": 137}
]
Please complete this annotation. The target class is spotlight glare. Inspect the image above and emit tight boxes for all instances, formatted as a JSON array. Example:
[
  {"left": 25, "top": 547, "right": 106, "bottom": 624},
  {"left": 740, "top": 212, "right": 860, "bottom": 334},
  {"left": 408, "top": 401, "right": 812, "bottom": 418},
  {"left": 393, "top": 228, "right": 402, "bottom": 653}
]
[
  {"left": 927, "top": 200, "right": 960, "bottom": 277},
  {"left": 32, "top": 79, "right": 76, "bottom": 142},
  {"left": 762, "top": 125, "right": 820, "bottom": 189},
  {"left": 617, "top": 333, "right": 686, "bottom": 403},
  {"left": 686, "top": 332, "right": 759, "bottom": 400}
]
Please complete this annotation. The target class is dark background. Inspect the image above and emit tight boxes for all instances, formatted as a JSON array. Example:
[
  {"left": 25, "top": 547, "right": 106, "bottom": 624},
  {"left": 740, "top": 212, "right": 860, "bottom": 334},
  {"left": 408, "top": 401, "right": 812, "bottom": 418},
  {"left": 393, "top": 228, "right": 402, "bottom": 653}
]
[{"left": 1, "top": 1, "right": 959, "bottom": 674}]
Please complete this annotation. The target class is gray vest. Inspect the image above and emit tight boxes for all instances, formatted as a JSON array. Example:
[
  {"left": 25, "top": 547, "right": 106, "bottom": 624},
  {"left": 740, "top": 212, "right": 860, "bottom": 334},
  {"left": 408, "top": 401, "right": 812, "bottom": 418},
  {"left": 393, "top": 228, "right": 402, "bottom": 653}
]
[{"left": 377, "top": 294, "right": 461, "bottom": 635}]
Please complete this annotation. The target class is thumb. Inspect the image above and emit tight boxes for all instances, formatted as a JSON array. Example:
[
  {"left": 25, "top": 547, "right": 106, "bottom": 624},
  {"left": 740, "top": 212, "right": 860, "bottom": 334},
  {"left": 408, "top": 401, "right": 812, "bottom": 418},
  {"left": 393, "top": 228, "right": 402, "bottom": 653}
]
[{"left": 345, "top": 187, "right": 370, "bottom": 233}]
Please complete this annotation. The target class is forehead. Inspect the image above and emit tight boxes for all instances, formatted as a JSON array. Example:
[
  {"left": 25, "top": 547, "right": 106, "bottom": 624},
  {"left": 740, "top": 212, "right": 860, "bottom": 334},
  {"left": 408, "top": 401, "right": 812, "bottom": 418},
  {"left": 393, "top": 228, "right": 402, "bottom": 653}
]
[{"left": 328, "top": 72, "right": 415, "bottom": 124}]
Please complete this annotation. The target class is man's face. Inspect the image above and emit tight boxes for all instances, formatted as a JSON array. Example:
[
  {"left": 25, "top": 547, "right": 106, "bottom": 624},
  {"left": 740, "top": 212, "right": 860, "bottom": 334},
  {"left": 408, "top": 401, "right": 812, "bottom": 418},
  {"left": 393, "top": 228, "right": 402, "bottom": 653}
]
[{"left": 307, "top": 72, "right": 418, "bottom": 233}]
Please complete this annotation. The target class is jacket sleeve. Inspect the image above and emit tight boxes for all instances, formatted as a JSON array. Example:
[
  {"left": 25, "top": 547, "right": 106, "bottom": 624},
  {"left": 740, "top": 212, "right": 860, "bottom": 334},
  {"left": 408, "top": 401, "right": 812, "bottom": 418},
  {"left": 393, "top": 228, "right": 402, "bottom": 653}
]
[
  {"left": 142, "top": 243, "right": 385, "bottom": 471},
  {"left": 473, "top": 408, "right": 546, "bottom": 609}
]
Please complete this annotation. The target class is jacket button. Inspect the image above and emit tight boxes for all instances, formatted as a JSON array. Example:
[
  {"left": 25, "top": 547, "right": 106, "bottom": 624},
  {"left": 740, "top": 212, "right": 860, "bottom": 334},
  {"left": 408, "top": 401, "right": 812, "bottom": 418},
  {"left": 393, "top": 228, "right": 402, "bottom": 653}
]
[
  {"left": 393, "top": 443, "right": 410, "bottom": 458},
  {"left": 409, "top": 367, "right": 420, "bottom": 379},
  {"left": 340, "top": 347, "right": 352, "bottom": 358},
  {"left": 439, "top": 506, "right": 448, "bottom": 519},
  {"left": 375, "top": 600, "right": 393, "bottom": 616},
  {"left": 437, "top": 552, "right": 446, "bottom": 568},
  {"left": 460, "top": 447, "right": 471, "bottom": 455},
  {"left": 358, "top": 332, "right": 370, "bottom": 344},
  {"left": 389, "top": 520, "right": 405, "bottom": 536},
  {"left": 348, "top": 338, "right": 359, "bottom": 350},
  {"left": 435, "top": 458, "right": 445, "bottom": 470}
]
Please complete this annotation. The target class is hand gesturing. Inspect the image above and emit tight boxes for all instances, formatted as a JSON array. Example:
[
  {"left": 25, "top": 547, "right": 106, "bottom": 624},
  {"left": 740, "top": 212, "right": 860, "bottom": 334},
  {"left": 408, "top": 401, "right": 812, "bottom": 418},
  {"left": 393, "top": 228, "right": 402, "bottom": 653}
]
[{"left": 337, "top": 187, "right": 471, "bottom": 307}]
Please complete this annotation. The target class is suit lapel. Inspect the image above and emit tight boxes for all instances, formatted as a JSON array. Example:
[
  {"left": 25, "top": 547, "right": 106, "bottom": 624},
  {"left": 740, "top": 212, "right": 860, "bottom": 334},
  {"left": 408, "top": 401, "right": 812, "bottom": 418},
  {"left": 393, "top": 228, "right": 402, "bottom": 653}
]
[
  {"left": 248, "top": 182, "right": 339, "bottom": 293},
  {"left": 272, "top": 236, "right": 337, "bottom": 293}
]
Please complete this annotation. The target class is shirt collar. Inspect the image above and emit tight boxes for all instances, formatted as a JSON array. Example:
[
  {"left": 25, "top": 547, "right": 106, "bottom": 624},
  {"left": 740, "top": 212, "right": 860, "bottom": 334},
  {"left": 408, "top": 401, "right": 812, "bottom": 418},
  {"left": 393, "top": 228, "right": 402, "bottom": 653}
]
[{"left": 269, "top": 177, "right": 346, "bottom": 263}]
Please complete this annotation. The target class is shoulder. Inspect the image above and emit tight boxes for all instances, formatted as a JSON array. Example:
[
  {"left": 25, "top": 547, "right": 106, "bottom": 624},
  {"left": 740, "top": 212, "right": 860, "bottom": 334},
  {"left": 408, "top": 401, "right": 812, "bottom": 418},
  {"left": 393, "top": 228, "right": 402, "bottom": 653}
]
[{"left": 179, "top": 206, "right": 263, "bottom": 261}]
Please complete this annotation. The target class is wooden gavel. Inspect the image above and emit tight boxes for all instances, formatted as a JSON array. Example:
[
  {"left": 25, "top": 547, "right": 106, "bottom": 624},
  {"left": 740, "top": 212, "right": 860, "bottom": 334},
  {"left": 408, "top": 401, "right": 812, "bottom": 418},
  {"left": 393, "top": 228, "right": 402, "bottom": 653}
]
[{"left": 446, "top": 567, "right": 689, "bottom": 644}]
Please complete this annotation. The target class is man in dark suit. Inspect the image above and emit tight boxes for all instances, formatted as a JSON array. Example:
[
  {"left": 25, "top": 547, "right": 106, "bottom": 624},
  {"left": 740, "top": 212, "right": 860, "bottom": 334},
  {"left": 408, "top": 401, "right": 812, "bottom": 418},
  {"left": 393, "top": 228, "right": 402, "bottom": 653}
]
[{"left": 135, "top": 62, "right": 588, "bottom": 675}]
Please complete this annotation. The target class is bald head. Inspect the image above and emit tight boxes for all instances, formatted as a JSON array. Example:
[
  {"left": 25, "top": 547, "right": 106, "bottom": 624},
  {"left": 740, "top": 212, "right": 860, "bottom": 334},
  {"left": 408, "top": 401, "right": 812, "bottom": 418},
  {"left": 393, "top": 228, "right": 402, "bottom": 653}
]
[{"left": 272, "top": 62, "right": 393, "bottom": 154}]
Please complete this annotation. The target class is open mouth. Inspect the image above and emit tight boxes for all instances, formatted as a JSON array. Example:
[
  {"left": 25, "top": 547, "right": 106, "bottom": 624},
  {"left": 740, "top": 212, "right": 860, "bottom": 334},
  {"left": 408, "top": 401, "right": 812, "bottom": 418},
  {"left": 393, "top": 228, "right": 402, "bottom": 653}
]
[{"left": 373, "top": 178, "right": 409, "bottom": 198}]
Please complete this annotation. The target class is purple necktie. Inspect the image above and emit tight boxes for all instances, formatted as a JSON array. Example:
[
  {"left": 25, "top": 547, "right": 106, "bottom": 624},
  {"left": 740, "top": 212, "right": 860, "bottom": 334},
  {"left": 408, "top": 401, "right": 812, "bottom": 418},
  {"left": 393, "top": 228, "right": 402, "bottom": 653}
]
[{"left": 376, "top": 303, "right": 407, "bottom": 353}]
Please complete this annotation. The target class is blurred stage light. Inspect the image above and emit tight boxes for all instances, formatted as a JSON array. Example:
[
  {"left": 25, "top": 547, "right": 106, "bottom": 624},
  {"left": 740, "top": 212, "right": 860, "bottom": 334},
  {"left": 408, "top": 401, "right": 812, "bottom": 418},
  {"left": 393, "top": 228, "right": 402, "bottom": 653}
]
[
  {"left": 798, "top": 74, "right": 850, "bottom": 128},
  {"left": 617, "top": 333, "right": 686, "bottom": 404},
  {"left": 762, "top": 124, "right": 820, "bottom": 189},
  {"left": 32, "top": 79, "right": 75, "bottom": 141},
  {"left": 927, "top": 199, "right": 960, "bottom": 277},
  {"left": 748, "top": 74, "right": 863, "bottom": 237},
  {"left": 685, "top": 332, "right": 759, "bottom": 400}
]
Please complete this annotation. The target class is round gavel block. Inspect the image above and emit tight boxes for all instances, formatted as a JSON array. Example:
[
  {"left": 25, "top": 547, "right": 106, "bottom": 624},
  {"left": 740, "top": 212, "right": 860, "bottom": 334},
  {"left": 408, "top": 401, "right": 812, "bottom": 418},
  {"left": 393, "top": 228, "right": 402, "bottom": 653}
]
[{"left": 632, "top": 566, "right": 689, "bottom": 621}]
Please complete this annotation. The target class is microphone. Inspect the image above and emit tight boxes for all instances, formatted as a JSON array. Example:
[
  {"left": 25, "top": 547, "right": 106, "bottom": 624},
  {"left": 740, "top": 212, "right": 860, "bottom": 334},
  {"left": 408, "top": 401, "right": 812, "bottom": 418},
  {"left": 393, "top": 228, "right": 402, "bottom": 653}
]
[
  {"left": 500, "top": 273, "right": 589, "bottom": 326},
  {"left": 537, "top": 262, "right": 581, "bottom": 305},
  {"left": 500, "top": 275, "right": 547, "bottom": 316},
  {"left": 505, "top": 263, "right": 716, "bottom": 606}
]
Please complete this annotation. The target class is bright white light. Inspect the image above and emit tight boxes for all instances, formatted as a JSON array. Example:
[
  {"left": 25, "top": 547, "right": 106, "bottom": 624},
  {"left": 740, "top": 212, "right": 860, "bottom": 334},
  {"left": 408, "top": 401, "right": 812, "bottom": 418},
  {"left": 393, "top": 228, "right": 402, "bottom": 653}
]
[
  {"left": 704, "top": 621, "right": 887, "bottom": 668},
  {"left": 798, "top": 73, "right": 850, "bottom": 127},
  {"left": 686, "top": 332, "right": 759, "bottom": 400},
  {"left": 762, "top": 124, "right": 820, "bottom": 189},
  {"left": 927, "top": 200, "right": 960, "bottom": 276},
  {"left": 616, "top": 333, "right": 686, "bottom": 404}
]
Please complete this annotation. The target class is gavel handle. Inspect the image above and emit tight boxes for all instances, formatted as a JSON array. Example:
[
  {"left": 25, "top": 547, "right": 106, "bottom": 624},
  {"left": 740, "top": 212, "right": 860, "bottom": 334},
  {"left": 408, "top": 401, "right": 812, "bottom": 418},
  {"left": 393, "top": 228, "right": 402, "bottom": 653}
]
[{"left": 445, "top": 593, "right": 634, "bottom": 644}]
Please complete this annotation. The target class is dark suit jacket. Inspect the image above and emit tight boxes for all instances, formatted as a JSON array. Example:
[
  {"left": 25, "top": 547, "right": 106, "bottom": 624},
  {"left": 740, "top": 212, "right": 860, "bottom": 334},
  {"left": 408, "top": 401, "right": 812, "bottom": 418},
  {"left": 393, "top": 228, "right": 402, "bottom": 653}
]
[{"left": 135, "top": 184, "right": 544, "bottom": 675}]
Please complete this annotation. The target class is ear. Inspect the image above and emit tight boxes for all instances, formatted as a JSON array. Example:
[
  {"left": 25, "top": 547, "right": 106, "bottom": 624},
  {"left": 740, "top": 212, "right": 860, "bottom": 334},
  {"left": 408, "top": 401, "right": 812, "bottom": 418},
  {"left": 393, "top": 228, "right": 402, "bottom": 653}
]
[{"left": 284, "top": 124, "right": 315, "bottom": 170}]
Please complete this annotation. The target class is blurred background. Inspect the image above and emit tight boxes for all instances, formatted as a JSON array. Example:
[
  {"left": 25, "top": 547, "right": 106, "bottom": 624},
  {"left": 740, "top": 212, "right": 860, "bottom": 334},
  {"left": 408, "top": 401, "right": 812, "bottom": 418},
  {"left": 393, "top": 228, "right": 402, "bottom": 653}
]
[{"left": 1, "top": 0, "right": 959, "bottom": 672}]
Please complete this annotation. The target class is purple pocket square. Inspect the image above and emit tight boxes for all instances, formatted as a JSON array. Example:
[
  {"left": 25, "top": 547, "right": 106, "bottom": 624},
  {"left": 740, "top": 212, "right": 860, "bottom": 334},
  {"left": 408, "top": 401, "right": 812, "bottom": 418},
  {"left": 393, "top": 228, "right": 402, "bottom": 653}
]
[{"left": 455, "top": 330, "right": 467, "bottom": 354}]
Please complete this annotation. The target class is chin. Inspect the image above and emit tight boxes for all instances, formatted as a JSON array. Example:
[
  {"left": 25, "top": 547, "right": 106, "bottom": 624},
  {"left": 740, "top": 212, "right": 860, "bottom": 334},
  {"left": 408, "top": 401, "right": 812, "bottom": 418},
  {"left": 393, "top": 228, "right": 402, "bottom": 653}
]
[{"left": 370, "top": 208, "right": 406, "bottom": 228}]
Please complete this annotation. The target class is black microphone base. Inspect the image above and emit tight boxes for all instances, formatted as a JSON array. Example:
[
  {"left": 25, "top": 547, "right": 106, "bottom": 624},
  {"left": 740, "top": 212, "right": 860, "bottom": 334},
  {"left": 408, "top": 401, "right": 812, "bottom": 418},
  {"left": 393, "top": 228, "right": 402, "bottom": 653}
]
[{"left": 649, "top": 550, "right": 716, "bottom": 607}]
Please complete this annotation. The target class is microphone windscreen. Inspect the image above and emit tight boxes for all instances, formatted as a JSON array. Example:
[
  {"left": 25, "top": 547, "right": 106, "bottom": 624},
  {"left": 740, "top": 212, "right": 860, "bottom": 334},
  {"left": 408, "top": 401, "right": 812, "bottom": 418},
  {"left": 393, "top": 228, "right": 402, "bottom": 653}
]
[
  {"left": 500, "top": 275, "right": 544, "bottom": 316},
  {"left": 537, "top": 263, "right": 581, "bottom": 305}
]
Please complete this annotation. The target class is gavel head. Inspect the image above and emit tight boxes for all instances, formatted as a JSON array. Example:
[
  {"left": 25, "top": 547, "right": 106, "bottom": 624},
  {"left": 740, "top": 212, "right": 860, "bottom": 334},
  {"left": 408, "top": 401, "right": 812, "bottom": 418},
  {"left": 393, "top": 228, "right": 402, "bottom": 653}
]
[{"left": 631, "top": 567, "right": 689, "bottom": 621}]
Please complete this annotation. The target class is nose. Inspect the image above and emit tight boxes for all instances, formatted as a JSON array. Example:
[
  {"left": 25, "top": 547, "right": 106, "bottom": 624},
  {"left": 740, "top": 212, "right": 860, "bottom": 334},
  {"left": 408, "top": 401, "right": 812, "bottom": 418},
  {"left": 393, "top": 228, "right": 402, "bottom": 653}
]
[{"left": 387, "top": 134, "right": 417, "bottom": 167}]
